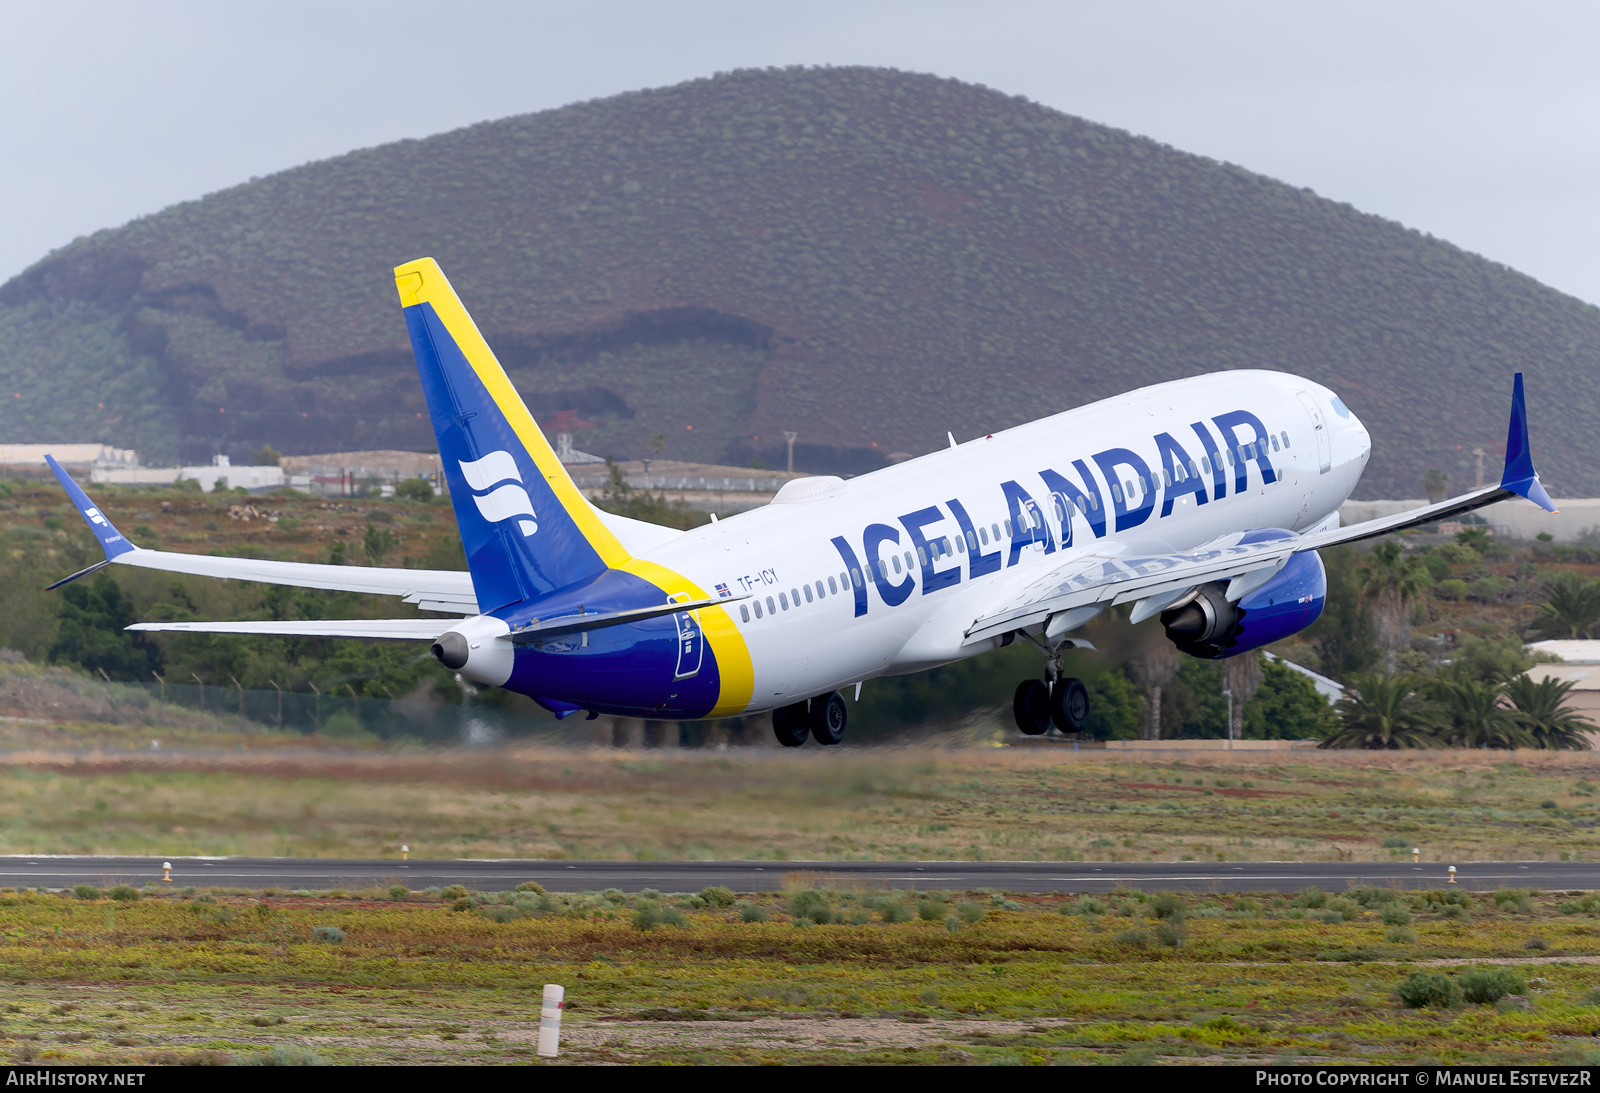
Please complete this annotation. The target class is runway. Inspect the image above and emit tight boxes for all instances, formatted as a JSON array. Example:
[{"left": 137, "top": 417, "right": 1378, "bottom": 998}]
[{"left": 2, "top": 856, "right": 1597, "bottom": 894}]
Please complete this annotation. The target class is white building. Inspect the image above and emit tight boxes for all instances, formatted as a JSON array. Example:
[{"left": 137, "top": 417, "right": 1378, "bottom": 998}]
[{"left": 92, "top": 454, "right": 283, "bottom": 491}]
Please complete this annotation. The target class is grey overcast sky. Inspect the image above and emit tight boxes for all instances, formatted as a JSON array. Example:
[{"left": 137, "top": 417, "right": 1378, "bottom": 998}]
[{"left": 4, "top": 1, "right": 1597, "bottom": 304}]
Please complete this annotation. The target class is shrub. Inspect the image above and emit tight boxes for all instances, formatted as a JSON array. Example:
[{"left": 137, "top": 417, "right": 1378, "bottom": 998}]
[
  {"left": 1153, "top": 919, "right": 1188, "bottom": 949},
  {"left": 1381, "top": 906, "right": 1413, "bottom": 926},
  {"left": 441, "top": 885, "right": 469, "bottom": 899},
  {"left": 311, "top": 925, "right": 345, "bottom": 944},
  {"left": 1293, "top": 888, "right": 1327, "bottom": 910},
  {"left": 450, "top": 898, "right": 474, "bottom": 913},
  {"left": 633, "top": 903, "right": 663, "bottom": 932},
  {"left": 1494, "top": 888, "right": 1534, "bottom": 914},
  {"left": 1150, "top": 893, "right": 1184, "bottom": 919},
  {"left": 736, "top": 902, "right": 768, "bottom": 923},
  {"left": 1349, "top": 886, "right": 1400, "bottom": 908},
  {"left": 237, "top": 1045, "right": 328, "bottom": 1066},
  {"left": 73, "top": 885, "right": 101, "bottom": 901},
  {"left": 917, "top": 899, "right": 945, "bottom": 922},
  {"left": 1460, "top": 967, "right": 1526, "bottom": 1004},
  {"left": 788, "top": 889, "right": 833, "bottom": 925},
  {"left": 395, "top": 478, "right": 434, "bottom": 502},
  {"left": 1381, "top": 837, "right": 1410, "bottom": 849},
  {"left": 515, "top": 880, "right": 546, "bottom": 895},
  {"left": 1397, "top": 971, "right": 1461, "bottom": 1009},
  {"left": 1385, "top": 927, "right": 1418, "bottom": 944},
  {"left": 659, "top": 907, "right": 689, "bottom": 928},
  {"left": 878, "top": 900, "right": 913, "bottom": 924},
  {"left": 1065, "top": 896, "right": 1108, "bottom": 916},
  {"left": 1526, "top": 936, "right": 1549, "bottom": 951},
  {"left": 955, "top": 901, "right": 986, "bottom": 925},
  {"left": 1318, "top": 910, "right": 1345, "bottom": 925},
  {"left": 107, "top": 885, "right": 140, "bottom": 902},
  {"left": 1114, "top": 928, "right": 1151, "bottom": 949},
  {"left": 387, "top": 885, "right": 409, "bottom": 901},
  {"left": 697, "top": 886, "right": 736, "bottom": 908}
]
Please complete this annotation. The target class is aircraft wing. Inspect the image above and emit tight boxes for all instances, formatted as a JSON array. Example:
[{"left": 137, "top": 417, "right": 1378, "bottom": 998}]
[
  {"left": 966, "top": 373, "right": 1556, "bottom": 644},
  {"left": 44, "top": 456, "right": 480, "bottom": 616},
  {"left": 125, "top": 619, "right": 448, "bottom": 640}
]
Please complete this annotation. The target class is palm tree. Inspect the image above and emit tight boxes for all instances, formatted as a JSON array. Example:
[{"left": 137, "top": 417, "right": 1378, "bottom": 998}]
[
  {"left": 1130, "top": 636, "right": 1179, "bottom": 740},
  {"left": 1221, "top": 652, "right": 1262, "bottom": 741},
  {"left": 1422, "top": 468, "right": 1450, "bottom": 505},
  {"left": 1360, "top": 541, "right": 1430, "bottom": 674},
  {"left": 1528, "top": 572, "right": 1600, "bottom": 641},
  {"left": 1432, "top": 677, "right": 1530, "bottom": 749},
  {"left": 1322, "top": 673, "right": 1441, "bottom": 749},
  {"left": 1504, "top": 675, "right": 1596, "bottom": 750}
]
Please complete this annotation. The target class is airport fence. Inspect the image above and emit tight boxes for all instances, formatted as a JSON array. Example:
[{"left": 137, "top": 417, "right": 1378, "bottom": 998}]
[{"left": 60, "top": 672, "right": 535, "bottom": 745}]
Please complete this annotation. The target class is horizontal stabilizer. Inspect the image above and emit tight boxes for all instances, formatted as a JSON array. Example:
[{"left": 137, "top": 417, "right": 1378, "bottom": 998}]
[
  {"left": 42, "top": 463, "right": 479, "bottom": 613},
  {"left": 126, "top": 619, "right": 447, "bottom": 640}
]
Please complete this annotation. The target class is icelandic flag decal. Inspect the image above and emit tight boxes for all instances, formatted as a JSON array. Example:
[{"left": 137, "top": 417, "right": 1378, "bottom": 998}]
[{"left": 715, "top": 583, "right": 731, "bottom": 598}]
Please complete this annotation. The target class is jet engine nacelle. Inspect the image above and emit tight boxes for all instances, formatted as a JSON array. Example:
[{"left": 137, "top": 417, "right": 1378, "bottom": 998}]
[
  {"left": 429, "top": 614, "right": 515, "bottom": 686},
  {"left": 1160, "top": 546, "right": 1326, "bottom": 660}
]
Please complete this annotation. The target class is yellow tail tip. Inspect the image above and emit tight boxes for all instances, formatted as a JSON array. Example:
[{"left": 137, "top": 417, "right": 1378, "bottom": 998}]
[{"left": 393, "top": 257, "right": 441, "bottom": 308}]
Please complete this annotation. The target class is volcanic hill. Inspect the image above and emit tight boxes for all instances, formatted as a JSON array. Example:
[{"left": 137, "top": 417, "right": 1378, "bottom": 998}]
[{"left": 3, "top": 66, "right": 1598, "bottom": 497}]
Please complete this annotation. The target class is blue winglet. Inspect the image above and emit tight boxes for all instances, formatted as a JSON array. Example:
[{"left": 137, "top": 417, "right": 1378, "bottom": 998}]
[
  {"left": 1499, "top": 372, "right": 1558, "bottom": 513},
  {"left": 45, "top": 454, "right": 137, "bottom": 559}
]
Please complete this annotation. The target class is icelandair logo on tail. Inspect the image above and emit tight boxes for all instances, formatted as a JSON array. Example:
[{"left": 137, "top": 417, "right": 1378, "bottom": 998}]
[{"left": 458, "top": 451, "right": 538, "bottom": 537}]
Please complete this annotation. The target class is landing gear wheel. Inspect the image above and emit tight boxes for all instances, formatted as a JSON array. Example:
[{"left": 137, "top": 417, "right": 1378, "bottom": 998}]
[
  {"left": 1013, "top": 679, "right": 1051, "bottom": 736},
  {"left": 773, "top": 702, "right": 810, "bottom": 747},
  {"left": 809, "top": 691, "right": 848, "bottom": 745},
  {"left": 1050, "top": 677, "right": 1090, "bottom": 733}
]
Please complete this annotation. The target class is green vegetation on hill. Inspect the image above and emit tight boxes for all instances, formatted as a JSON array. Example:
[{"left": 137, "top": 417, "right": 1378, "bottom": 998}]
[{"left": 1, "top": 67, "right": 1596, "bottom": 494}]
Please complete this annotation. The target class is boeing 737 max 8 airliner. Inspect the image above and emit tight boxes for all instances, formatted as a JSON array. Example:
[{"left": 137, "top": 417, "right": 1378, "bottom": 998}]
[{"left": 45, "top": 259, "right": 1558, "bottom": 746}]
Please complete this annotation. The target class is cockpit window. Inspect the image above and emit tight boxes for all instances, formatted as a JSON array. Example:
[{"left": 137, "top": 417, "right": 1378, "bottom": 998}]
[{"left": 1330, "top": 396, "right": 1351, "bottom": 419}]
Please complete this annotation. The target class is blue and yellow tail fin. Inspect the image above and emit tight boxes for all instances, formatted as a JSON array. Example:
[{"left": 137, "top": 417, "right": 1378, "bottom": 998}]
[{"left": 395, "top": 258, "right": 628, "bottom": 610}]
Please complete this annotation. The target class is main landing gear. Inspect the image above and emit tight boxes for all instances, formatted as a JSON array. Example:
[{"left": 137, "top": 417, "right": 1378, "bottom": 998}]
[
  {"left": 1012, "top": 634, "right": 1090, "bottom": 736},
  {"left": 772, "top": 691, "right": 848, "bottom": 747}
]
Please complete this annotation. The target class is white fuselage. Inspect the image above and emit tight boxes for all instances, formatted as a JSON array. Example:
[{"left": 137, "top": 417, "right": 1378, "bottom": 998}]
[{"left": 634, "top": 370, "right": 1370, "bottom": 715}]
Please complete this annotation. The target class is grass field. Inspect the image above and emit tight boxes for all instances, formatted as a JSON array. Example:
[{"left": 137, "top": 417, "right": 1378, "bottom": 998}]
[
  {"left": 6, "top": 881, "right": 1600, "bottom": 1065},
  {"left": 5, "top": 745, "right": 1600, "bottom": 862}
]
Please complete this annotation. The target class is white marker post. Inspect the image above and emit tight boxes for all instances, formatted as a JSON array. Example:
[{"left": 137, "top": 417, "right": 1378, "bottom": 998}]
[
  {"left": 537, "top": 983, "right": 564, "bottom": 1058},
  {"left": 1412, "top": 848, "right": 1419, "bottom": 864},
  {"left": 1448, "top": 865, "right": 1457, "bottom": 884},
  {"left": 162, "top": 861, "right": 172, "bottom": 882}
]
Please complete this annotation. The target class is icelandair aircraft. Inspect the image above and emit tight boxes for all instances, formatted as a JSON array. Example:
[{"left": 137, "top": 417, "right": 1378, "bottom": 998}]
[{"left": 46, "top": 259, "right": 1557, "bottom": 746}]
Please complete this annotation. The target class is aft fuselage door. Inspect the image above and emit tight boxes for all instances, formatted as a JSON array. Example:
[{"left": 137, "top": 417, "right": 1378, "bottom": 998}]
[{"left": 1296, "top": 392, "right": 1333, "bottom": 474}]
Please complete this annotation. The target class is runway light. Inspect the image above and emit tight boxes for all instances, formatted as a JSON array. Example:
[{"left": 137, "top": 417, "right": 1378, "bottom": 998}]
[
  {"left": 401, "top": 844, "right": 409, "bottom": 861},
  {"left": 1448, "top": 865, "right": 1457, "bottom": 884},
  {"left": 162, "top": 862, "right": 172, "bottom": 882}
]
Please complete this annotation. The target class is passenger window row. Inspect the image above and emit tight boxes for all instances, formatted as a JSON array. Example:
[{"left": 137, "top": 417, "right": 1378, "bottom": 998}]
[
  {"left": 732, "top": 429, "right": 1297, "bottom": 624},
  {"left": 738, "top": 569, "right": 861, "bottom": 623}
]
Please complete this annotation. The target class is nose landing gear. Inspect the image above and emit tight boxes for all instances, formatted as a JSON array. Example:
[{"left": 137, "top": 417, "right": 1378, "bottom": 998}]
[{"left": 1011, "top": 633, "right": 1091, "bottom": 736}]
